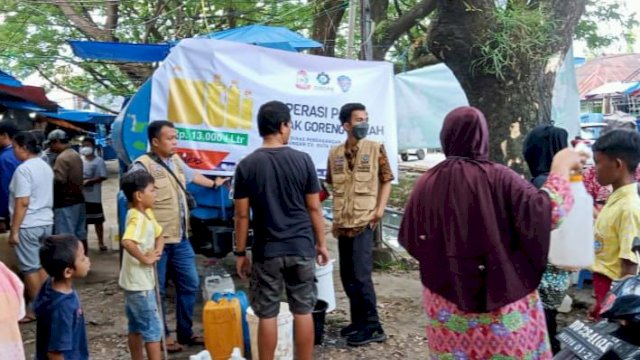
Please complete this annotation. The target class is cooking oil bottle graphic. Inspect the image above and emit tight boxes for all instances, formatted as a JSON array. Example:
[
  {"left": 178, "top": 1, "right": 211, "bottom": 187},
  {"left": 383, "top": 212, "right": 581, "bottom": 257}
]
[
  {"left": 240, "top": 90, "right": 253, "bottom": 129},
  {"left": 207, "top": 74, "right": 226, "bottom": 127},
  {"left": 225, "top": 81, "right": 241, "bottom": 129},
  {"left": 168, "top": 78, "right": 206, "bottom": 125}
]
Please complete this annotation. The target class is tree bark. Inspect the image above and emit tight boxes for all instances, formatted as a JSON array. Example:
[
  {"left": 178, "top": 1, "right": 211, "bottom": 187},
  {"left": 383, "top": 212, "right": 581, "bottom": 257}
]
[
  {"left": 310, "top": 0, "right": 348, "bottom": 57},
  {"left": 371, "top": 0, "right": 436, "bottom": 60},
  {"left": 428, "top": 0, "right": 587, "bottom": 164}
]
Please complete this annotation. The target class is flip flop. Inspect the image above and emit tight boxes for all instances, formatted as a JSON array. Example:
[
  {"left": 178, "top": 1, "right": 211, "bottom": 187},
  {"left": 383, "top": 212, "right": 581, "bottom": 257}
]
[
  {"left": 19, "top": 315, "right": 36, "bottom": 324},
  {"left": 165, "top": 342, "right": 183, "bottom": 353},
  {"left": 180, "top": 335, "right": 205, "bottom": 346}
]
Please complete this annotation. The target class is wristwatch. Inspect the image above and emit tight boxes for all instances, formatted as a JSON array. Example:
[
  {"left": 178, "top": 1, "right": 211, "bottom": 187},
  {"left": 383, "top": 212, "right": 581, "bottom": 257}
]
[{"left": 233, "top": 250, "right": 247, "bottom": 257}]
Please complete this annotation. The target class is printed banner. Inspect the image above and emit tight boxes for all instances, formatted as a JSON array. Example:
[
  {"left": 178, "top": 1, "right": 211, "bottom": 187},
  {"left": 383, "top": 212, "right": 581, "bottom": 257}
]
[{"left": 149, "top": 39, "right": 398, "bottom": 178}]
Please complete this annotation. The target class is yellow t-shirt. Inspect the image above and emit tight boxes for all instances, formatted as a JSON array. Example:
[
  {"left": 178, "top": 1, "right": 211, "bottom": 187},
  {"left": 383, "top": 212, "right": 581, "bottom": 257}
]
[
  {"left": 593, "top": 183, "right": 640, "bottom": 280},
  {"left": 118, "top": 208, "right": 163, "bottom": 291}
]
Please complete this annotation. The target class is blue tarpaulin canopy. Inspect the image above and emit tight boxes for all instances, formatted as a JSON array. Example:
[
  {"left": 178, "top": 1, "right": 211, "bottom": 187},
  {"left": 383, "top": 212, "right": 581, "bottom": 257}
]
[
  {"left": 198, "top": 25, "right": 322, "bottom": 50},
  {"left": 69, "top": 25, "right": 322, "bottom": 62},
  {"left": 40, "top": 109, "right": 115, "bottom": 124},
  {"left": 0, "top": 71, "right": 21, "bottom": 87},
  {"left": 68, "top": 41, "right": 171, "bottom": 63},
  {"left": 0, "top": 99, "right": 115, "bottom": 124}
]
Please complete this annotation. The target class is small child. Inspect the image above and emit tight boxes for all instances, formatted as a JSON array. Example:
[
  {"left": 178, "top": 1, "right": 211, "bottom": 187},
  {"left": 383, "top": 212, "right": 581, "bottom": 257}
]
[
  {"left": 119, "top": 170, "right": 164, "bottom": 360},
  {"left": 591, "top": 129, "right": 640, "bottom": 318},
  {"left": 33, "top": 235, "right": 91, "bottom": 360}
]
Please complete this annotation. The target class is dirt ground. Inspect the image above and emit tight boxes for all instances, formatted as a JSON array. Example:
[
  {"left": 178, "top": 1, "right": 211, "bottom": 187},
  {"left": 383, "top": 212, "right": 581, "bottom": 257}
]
[
  {"left": 20, "top": 161, "right": 429, "bottom": 360},
  {"left": 19, "top": 160, "right": 595, "bottom": 360}
]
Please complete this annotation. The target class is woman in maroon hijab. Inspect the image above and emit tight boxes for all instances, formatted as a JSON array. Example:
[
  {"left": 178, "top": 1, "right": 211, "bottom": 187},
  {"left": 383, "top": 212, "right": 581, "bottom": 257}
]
[{"left": 399, "top": 107, "right": 582, "bottom": 359}]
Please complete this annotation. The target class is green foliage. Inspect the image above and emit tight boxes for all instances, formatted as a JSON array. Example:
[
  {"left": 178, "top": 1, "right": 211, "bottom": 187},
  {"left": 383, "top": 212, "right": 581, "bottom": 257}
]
[
  {"left": 0, "top": 0, "right": 313, "bottom": 102},
  {"left": 470, "top": 4, "right": 558, "bottom": 80},
  {"left": 576, "top": 0, "right": 638, "bottom": 53}
]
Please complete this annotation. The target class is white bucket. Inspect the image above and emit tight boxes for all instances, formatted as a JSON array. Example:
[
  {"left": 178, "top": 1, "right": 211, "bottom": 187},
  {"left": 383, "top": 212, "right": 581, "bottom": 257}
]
[
  {"left": 315, "top": 259, "right": 336, "bottom": 312},
  {"left": 246, "top": 303, "right": 293, "bottom": 360}
]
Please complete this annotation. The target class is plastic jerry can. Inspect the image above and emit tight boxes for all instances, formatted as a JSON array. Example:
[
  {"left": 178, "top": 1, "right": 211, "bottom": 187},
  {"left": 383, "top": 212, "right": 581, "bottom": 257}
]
[
  {"left": 548, "top": 174, "right": 595, "bottom": 268},
  {"left": 203, "top": 263, "right": 235, "bottom": 301},
  {"left": 203, "top": 295, "right": 244, "bottom": 360},
  {"left": 212, "top": 292, "right": 251, "bottom": 356}
]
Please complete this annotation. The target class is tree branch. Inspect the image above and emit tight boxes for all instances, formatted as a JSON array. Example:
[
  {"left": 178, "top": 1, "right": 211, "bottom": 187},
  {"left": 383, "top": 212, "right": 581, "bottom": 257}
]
[
  {"left": 105, "top": 0, "right": 120, "bottom": 37},
  {"left": 35, "top": 68, "right": 119, "bottom": 114},
  {"left": 52, "top": 0, "right": 114, "bottom": 41},
  {"left": 310, "top": 0, "right": 348, "bottom": 57},
  {"left": 372, "top": 0, "right": 437, "bottom": 60},
  {"left": 143, "top": 0, "right": 168, "bottom": 43}
]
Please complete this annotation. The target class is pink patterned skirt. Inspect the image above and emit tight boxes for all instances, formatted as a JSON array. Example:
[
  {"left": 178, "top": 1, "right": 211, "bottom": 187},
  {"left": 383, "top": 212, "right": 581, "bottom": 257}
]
[{"left": 423, "top": 287, "right": 552, "bottom": 360}]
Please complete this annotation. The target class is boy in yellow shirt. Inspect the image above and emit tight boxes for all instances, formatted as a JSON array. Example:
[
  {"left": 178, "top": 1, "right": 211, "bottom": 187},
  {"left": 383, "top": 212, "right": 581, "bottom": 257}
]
[
  {"left": 591, "top": 129, "right": 640, "bottom": 319},
  {"left": 119, "top": 170, "right": 164, "bottom": 360}
]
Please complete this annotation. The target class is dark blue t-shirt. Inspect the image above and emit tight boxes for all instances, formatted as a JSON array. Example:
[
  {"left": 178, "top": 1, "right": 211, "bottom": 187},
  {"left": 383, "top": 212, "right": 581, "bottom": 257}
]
[
  {"left": 0, "top": 144, "right": 20, "bottom": 219},
  {"left": 233, "top": 146, "right": 320, "bottom": 260},
  {"left": 33, "top": 279, "right": 89, "bottom": 360}
]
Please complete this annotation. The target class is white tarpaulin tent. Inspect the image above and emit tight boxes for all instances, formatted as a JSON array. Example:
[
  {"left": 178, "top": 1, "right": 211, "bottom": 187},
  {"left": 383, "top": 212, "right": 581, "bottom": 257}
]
[{"left": 394, "top": 48, "right": 581, "bottom": 150}]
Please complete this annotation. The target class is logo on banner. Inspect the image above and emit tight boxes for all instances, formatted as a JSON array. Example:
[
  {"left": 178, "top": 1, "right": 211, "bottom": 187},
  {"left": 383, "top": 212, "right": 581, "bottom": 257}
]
[
  {"left": 295, "top": 70, "right": 311, "bottom": 90},
  {"left": 166, "top": 74, "right": 254, "bottom": 131},
  {"left": 337, "top": 75, "right": 352, "bottom": 93},
  {"left": 316, "top": 72, "right": 330, "bottom": 85}
]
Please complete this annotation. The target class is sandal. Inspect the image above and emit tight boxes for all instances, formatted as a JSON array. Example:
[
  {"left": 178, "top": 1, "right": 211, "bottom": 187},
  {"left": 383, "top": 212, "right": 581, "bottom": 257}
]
[
  {"left": 180, "top": 335, "right": 205, "bottom": 346},
  {"left": 165, "top": 341, "right": 183, "bottom": 353},
  {"left": 19, "top": 314, "right": 36, "bottom": 324}
]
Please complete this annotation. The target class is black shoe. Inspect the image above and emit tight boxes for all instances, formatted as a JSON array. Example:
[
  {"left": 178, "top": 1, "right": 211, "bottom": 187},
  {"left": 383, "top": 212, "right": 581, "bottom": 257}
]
[
  {"left": 346, "top": 326, "right": 387, "bottom": 346},
  {"left": 340, "top": 323, "right": 360, "bottom": 337}
]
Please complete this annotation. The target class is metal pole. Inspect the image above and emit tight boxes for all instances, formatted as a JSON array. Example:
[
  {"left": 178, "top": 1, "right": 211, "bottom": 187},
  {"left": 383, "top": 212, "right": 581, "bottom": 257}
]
[
  {"left": 360, "top": 0, "right": 373, "bottom": 61},
  {"left": 154, "top": 264, "right": 169, "bottom": 360},
  {"left": 346, "top": 0, "right": 357, "bottom": 59}
]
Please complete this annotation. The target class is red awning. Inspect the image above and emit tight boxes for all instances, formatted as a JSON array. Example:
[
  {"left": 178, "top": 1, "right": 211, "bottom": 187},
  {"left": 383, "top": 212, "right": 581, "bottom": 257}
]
[{"left": 0, "top": 84, "right": 57, "bottom": 110}]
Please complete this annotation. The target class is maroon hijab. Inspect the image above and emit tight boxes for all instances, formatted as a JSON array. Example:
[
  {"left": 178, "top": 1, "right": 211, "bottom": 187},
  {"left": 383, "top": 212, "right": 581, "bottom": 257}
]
[{"left": 399, "top": 107, "right": 553, "bottom": 312}]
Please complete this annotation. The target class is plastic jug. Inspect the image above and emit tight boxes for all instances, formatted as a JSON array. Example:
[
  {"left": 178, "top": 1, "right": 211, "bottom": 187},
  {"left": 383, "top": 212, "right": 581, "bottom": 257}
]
[
  {"left": 203, "top": 296, "right": 244, "bottom": 360},
  {"left": 190, "top": 350, "right": 213, "bottom": 360},
  {"left": 246, "top": 303, "right": 293, "bottom": 360},
  {"left": 202, "top": 262, "right": 235, "bottom": 301},
  {"left": 213, "top": 292, "right": 251, "bottom": 356},
  {"left": 548, "top": 174, "right": 595, "bottom": 268},
  {"left": 229, "top": 347, "right": 246, "bottom": 360}
]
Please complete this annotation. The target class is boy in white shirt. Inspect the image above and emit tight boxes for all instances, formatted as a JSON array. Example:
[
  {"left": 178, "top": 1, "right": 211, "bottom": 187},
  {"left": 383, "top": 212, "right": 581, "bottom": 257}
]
[{"left": 119, "top": 170, "right": 164, "bottom": 360}]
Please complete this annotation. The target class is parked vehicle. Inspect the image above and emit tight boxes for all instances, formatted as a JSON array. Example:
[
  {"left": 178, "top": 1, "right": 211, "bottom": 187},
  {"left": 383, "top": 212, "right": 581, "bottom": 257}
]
[
  {"left": 399, "top": 148, "right": 426, "bottom": 162},
  {"left": 554, "top": 237, "right": 640, "bottom": 359}
]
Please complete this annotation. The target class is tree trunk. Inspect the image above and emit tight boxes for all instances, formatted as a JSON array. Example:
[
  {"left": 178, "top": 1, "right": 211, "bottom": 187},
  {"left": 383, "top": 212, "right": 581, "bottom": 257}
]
[
  {"left": 428, "top": 0, "right": 586, "bottom": 164},
  {"left": 310, "top": 0, "right": 347, "bottom": 57}
]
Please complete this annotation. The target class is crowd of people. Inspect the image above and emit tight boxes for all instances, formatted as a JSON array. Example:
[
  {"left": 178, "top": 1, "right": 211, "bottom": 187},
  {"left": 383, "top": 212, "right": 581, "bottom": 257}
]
[
  {"left": 1, "top": 101, "right": 639, "bottom": 360},
  {"left": 0, "top": 123, "right": 107, "bottom": 359},
  {"left": 399, "top": 108, "right": 640, "bottom": 359}
]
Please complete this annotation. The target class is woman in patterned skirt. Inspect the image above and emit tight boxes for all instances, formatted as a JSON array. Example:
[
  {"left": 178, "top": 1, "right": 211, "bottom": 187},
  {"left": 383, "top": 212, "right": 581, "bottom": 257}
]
[{"left": 399, "top": 107, "right": 583, "bottom": 360}]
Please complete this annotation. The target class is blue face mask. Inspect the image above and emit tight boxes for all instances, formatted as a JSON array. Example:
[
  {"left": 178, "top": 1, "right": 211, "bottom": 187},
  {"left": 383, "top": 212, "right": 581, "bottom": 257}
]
[{"left": 352, "top": 123, "right": 369, "bottom": 140}]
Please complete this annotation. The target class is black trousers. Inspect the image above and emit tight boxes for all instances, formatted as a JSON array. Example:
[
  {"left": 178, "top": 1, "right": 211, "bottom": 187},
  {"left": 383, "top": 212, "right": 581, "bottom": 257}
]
[
  {"left": 544, "top": 308, "right": 561, "bottom": 355},
  {"left": 338, "top": 227, "right": 380, "bottom": 326}
]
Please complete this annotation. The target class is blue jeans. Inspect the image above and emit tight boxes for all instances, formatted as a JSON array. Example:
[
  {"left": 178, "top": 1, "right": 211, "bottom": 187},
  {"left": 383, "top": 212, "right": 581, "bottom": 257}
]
[
  {"left": 125, "top": 290, "right": 162, "bottom": 343},
  {"left": 157, "top": 237, "right": 199, "bottom": 343}
]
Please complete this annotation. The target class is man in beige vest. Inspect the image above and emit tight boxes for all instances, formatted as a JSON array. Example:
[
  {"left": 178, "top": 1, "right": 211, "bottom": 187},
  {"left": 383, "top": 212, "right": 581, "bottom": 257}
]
[
  {"left": 326, "top": 103, "right": 394, "bottom": 346},
  {"left": 131, "top": 120, "right": 220, "bottom": 353}
]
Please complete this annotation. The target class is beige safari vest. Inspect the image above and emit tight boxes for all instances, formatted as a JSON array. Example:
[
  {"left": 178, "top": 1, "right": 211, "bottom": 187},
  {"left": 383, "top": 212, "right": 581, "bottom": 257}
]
[
  {"left": 329, "top": 139, "right": 380, "bottom": 229},
  {"left": 135, "top": 154, "right": 190, "bottom": 244}
]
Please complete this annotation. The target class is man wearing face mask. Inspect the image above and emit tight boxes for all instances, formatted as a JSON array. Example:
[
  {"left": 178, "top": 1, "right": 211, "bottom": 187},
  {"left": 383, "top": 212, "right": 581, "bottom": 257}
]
[
  {"left": 325, "top": 103, "right": 394, "bottom": 346},
  {"left": 81, "top": 137, "right": 108, "bottom": 251}
]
